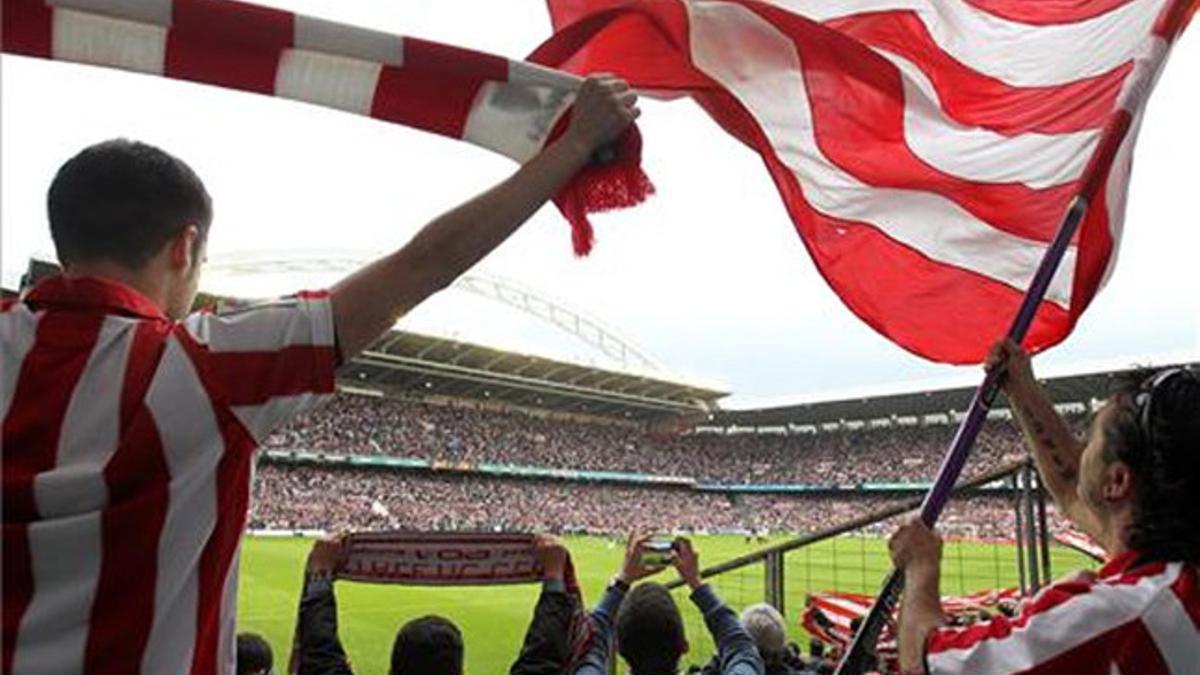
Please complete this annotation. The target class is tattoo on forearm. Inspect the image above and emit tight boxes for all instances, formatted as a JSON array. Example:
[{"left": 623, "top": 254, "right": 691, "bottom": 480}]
[
  {"left": 1029, "top": 417, "right": 1058, "bottom": 451},
  {"left": 1022, "top": 409, "right": 1078, "bottom": 482},
  {"left": 1049, "top": 455, "right": 1077, "bottom": 482}
]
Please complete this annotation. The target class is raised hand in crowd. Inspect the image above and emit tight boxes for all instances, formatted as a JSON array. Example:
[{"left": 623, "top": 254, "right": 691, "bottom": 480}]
[
  {"left": 512, "top": 534, "right": 580, "bottom": 675},
  {"left": 985, "top": 339, "right": 1102, "bottom": 540},
  {"left": 296, "top": 536, "right": 354, "bottom": 675},
  {"left": 674, "top": 537, "right": 704, "bottom": 590},
  {"left": 306, "top": 535, "right": 347, "bottom": 580},
  {"left": 619, "top": 532, "right": 670, "bottom": 584},
  {"left": 889, "top": 518, "right": 946, "bottom": 675},
  {"left": 533, "top": 533, "right": 570, "bottom": 582}
]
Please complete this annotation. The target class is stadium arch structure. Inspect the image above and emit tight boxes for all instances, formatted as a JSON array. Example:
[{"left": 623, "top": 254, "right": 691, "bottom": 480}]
[{"left": 200, "top": 251, "right": 728, "bottom": 422}]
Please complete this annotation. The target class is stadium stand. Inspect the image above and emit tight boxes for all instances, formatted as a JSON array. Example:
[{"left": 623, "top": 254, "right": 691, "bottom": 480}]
[
  {"left": 249, "top": 356, "right": 1167, "bottom": 540},
  {"left": 250, "top": 463, "right": 1037, "bottom": 539},
  {"left": 11, "top": 262, "right": 1173, "bottom": 675},
  {"left": 262, "top": 393, "right": 1037, "bottom": 484}
]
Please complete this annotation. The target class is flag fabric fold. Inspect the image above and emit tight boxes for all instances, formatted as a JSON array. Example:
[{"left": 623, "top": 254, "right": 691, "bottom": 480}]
[
  {"left": 3, "top": 0, "right": 1194, "bottom": 358},
  {"left": 0, "top": 0, "right": 655, "bottom": 255},
  {"left": 533, "top": 0, "right": 1195, "bottom": 362}
]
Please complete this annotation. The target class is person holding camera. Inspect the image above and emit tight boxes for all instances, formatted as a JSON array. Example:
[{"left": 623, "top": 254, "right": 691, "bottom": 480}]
[{"left": 572, "top": 534, "right": 764, "bottom": 675}]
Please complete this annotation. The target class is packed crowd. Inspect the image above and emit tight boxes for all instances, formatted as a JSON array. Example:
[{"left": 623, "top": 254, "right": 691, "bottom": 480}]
[
  {"left": 250, "top": 464, "right": 1045, "bottom": 539},
  {"left": 264, "top": 394, "right": 1040, "bottom": 485},
  {"left": 252, "top": 464, "right": 743, "bottom": 533},
  {"left": 17, "top": 99, "right": 1195, "bottom": 675},
  {"left": 739, "top": 493, "right": 1046, "bottom": 541}
]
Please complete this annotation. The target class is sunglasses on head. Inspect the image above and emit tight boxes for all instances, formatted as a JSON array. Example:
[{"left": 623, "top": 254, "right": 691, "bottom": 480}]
[{"left": 1134, "top": 367, "right": 1193, "bottom": 454}]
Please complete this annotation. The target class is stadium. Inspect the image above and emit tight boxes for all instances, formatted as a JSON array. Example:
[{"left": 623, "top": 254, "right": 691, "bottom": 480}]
[
  {"left": 6, "top": 253, "right": 1192, "bottom": 673},
  {"left": 4, "top": 2, "right": 1199, "bottom": 673},
  {"left": 79, "top": 252, "right": 1168, "bottom": 674}
]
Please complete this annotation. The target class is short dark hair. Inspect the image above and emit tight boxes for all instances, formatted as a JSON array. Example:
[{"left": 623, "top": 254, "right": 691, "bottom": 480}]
[
  {"left": 616, "top": 583, "right": 685, "bottom": 675},
  {"left": 48, "top": 139, "right": 212, "bottom": 269},
  {"left": 390, "top": 615, "right": 463, "bottom": 675},
  {"left": 1102, "top": 367, "right": 1200, "bottom": 562},
  {"left": 236, "top": 633, "right": 273, "bottom": 675}
]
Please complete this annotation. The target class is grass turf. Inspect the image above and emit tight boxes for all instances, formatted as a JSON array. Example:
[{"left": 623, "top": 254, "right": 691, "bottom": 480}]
[{"left": 238, "top": 534, "right": 1097, "bottom": 674}]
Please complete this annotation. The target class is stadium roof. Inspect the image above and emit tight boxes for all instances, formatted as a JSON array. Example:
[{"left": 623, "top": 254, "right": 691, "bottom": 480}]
[
  {"left": 343, "top": 328, "right": 728, "bottom": 420},
  {"left": 6, "top": 258, "right": 729, "bottom": 422},
  {"left": 712, "top": 362, "right": 1198, "bottom": 429}
]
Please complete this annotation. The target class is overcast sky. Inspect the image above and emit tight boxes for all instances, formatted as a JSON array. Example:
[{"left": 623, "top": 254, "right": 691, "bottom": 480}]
[{"left": 2, "top": 1, "right": 1197, "bottom": 407}]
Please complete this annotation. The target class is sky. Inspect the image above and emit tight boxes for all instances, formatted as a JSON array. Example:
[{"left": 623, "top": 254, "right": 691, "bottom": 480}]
[{"left": 2, "top": 1, "right": 1197, "bottom": 408}]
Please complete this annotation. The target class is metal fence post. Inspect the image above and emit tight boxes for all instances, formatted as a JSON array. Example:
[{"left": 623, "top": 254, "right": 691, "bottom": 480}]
[
  {"left": 1034, "top": 469, "right": 1053, "bottom": 584},
  {"left": 765, "top": 550, "right": 786, "bottom": 616},
  {"left": 1022, "top": 462, "right": 1041, "bottom": 592},
  {"left": 1012, "top": 472, "right": 1027, "bottom": 595}
]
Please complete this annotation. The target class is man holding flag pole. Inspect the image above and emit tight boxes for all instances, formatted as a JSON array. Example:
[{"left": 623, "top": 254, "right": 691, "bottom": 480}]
[{"left": 889, "top": 344, "right": 1198, "bottom": 674}]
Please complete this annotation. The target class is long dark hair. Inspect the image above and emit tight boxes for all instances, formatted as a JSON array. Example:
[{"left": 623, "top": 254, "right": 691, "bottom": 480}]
[{"left": 1103, "top": 367, "right": 1200, "bottom": 563}]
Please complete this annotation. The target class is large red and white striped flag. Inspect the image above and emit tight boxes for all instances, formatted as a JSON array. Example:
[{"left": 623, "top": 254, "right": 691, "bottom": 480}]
[
  {"left": 533, "top": 0, "right": 1196, "bottom": 362},
  {"left": 0, "top": 0, "right": 654, "bottom": 255},
  {"left": 801, "top": 587, "right": 1023, "bottom": 653}
]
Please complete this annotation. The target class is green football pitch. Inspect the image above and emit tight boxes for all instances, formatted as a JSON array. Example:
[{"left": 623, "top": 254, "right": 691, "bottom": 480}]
[{"left": 238, "top": 534, "right": 1097, "bottom": 675}]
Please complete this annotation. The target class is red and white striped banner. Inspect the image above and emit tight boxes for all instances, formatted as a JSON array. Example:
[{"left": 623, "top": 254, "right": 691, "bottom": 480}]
[
  {"left": 535, "top": 0, "right": 1197, "bottom": 362},
  {"left": 801, "top": 587, "right": 1022, "bottom": 653},
  {"left": 0, "top": 0, "right": 654, "bottom": 255},
  {"left": 803, "top": 591, "right": 898, "bottom": 654}
]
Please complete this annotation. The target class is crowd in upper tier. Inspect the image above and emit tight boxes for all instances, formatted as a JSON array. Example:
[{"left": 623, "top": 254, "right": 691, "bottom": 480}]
[{"left": 264, "top": 394, "right": 1039, "bottom": 484}]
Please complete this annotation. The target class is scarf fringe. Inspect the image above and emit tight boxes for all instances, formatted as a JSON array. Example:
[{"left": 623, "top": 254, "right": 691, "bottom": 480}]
[{"left": 552, "top": 124, "right": 655, "bottom": 256}]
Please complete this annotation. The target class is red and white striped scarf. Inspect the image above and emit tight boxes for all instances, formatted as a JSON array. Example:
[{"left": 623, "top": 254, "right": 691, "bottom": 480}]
[
  {"left": 288, "top": 532, "right": 593, "bottom": 674},
  {"left": 1, "top": 0, "right": 654, "bottom": 255}
]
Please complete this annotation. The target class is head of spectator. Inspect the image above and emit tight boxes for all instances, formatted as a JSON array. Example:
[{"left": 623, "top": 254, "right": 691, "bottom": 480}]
[
  {"left": 616, "top": 582, "right": 688, "bottom": 675},
  {"left": 235, "top": 633, "right": 273, "bottom": 675},
  {"left": 47, "top": 138, "right": 213, "bottom": 319},
  {"left": 809, "top": 638, "right": 825, "bottom": 659},
  {"left": 390, "top": 615, "right": 464, "bottom": 675},
  {"left": 1082, "top": 368, "right": 1200, "bottom": 562},
  {"left": 741, "top": 603, "right": 787, "bottom": 661}
]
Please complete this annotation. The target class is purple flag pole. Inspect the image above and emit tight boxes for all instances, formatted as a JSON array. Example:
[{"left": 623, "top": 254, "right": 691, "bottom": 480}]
[
  {"left": 834, "top": 106, "right": 1137, "bottom": 674},
  {"left": 833, "top": 196, "right": 1085, "bottom": 675}
]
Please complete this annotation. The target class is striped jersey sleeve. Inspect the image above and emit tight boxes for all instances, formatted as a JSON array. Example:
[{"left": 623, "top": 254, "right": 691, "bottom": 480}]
[
  {"left": 182, "top": 290, "right": 338, "bottom": 442},
  {"left": 925, "top": 562, "right": 1199, "bottom": 674}
]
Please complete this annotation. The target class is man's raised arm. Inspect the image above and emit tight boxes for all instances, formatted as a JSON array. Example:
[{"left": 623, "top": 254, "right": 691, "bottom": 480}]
[
  {"left": 986, "top": 340, "right": 1101, "bottom": 538},
  {"left": 330, "top": 76, "right": 638, "bottom": 361}
]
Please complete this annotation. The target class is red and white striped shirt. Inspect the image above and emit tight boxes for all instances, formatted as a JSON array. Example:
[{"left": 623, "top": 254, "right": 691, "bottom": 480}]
[
  {"left": 926, "top": 551, "right": 1200, "bottom": 674},
  {"left": 2, "top": 276, "right": 337, "bottom": 675}
]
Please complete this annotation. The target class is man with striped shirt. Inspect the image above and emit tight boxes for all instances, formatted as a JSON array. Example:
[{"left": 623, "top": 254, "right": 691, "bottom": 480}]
[
  {"left": 890, "top": 342, "right": 1199, "bottom": 674},
  {"left": 1, "top": 76, "right": 638, "bottom": 675}
]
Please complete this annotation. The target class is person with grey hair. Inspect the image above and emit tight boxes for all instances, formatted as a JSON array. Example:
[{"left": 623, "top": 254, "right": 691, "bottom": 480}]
[
  {"left": 692, "top": 604, "right": 810, "bottom": 675},
  {"left": 741, "top": 604, "right": 788, "bottom": 661}
]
